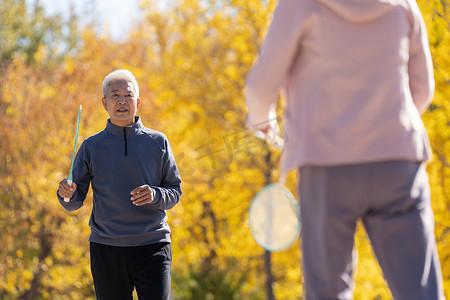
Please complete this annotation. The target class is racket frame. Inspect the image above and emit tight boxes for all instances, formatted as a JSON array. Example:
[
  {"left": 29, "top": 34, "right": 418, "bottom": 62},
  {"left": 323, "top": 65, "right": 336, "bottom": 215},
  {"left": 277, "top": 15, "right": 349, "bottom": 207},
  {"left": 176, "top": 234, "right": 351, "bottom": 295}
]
[
  {"left": 64, "top": 105, "right": 82, "bottom": 202},
  {"left": 249, "top": 183, "right": 300, "bottom": 251}
]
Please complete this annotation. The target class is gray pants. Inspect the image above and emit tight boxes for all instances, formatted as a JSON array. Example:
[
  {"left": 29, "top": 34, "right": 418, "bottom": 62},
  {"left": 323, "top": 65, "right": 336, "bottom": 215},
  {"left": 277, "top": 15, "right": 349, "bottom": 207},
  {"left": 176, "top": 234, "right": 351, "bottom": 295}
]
[{"left": 299, "top": 161, "right": 445, "bottom": 300}]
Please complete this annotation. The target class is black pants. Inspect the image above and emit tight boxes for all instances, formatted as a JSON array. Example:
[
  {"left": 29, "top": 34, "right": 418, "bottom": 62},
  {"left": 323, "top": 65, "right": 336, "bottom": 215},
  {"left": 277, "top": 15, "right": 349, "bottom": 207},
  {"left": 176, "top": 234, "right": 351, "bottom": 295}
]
[{"left": 90, "top": 242, "right": 172, "bottom": 300}]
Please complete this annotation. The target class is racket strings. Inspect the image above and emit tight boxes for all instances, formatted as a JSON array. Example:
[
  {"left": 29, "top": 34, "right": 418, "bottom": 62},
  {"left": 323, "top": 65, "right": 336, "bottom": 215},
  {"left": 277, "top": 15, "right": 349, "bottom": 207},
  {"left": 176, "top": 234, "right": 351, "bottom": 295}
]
[{"left": 249, "top": 185, "right": 300, "bottom": 251}]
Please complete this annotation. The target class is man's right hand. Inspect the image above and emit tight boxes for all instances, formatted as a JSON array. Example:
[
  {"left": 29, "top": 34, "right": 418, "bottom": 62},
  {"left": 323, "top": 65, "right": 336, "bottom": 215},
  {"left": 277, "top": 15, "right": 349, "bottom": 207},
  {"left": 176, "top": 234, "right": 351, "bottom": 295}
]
[{"left": 58, "top": 179, "right": 77, "bottom": 199}]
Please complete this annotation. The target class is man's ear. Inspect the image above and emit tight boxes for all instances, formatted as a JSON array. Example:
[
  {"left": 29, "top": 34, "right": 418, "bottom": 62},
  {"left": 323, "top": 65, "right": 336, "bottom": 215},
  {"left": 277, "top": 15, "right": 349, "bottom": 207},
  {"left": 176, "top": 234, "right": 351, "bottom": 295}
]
[
  {"left": 102, "top": 97, "right": 107, "bottom": 109},
  {"left": 137, "top": 97, "right": 141, "bottom": 109}
]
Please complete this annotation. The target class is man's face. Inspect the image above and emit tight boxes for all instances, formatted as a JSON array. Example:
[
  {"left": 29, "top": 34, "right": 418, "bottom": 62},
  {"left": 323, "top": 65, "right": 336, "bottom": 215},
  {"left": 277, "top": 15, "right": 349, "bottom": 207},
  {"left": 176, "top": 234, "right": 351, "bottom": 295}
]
[{"left": 102, "top": 79, "right": 140, "bottom": 127}]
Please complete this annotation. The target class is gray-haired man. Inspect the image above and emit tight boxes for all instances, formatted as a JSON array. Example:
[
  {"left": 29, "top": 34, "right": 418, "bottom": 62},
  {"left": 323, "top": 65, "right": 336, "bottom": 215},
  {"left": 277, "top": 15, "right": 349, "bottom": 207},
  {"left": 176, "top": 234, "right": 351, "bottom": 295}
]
[{"left": 58, "top": 69, "right": 181, "bottom": 300}]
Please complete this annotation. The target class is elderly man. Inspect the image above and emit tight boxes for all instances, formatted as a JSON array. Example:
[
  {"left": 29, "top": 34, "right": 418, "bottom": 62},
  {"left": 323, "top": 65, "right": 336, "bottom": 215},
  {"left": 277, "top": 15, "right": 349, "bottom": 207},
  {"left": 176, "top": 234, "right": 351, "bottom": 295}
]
[{"left": 58, "top": 69, "right": 181, "bottom": 300}]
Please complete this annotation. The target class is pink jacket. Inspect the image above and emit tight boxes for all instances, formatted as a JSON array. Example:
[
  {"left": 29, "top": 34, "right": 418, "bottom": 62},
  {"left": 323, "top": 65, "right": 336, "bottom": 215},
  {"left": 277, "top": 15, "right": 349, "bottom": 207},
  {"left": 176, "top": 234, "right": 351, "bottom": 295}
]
[{"left": 245, "top": 0, "right": 434, "bottom": 175}]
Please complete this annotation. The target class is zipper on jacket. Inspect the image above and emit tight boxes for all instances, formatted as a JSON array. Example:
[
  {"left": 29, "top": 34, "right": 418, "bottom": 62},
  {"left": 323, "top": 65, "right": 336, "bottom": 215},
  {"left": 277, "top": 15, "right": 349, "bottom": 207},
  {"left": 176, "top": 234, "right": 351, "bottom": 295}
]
[{"left": 123, "top": 127, "right": 128, "bottom": 156}]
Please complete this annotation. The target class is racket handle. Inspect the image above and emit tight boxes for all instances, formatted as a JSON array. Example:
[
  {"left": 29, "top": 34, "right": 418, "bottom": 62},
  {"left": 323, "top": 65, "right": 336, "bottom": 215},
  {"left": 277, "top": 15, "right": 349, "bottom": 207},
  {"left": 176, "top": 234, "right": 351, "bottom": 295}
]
[
  {"left": 63, "top": 179, "right": 73, "bottom": 202},
  {"left": 254, "top": 127, "right": 285, "bottom": 149}
]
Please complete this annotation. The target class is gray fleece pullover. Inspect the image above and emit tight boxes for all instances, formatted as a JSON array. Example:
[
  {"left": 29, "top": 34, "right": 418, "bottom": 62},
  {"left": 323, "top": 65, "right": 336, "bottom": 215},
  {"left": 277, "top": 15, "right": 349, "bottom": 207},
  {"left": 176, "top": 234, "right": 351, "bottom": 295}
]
[{"left": 57, "top": 117, "right": 182, "bottom": 246}]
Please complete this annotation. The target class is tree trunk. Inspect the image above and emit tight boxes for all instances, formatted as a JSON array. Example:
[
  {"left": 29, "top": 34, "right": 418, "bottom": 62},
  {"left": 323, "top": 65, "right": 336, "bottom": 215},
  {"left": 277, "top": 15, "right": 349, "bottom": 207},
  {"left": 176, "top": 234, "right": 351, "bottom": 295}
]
[
  {"left": 264, "top": 250, "right": 275, "bottom": 300},
  {"left": 264, "top": 150, "right": 275, "bottom": 300},
  {"left": 18, "top": 233, "right": 52, "bottom": 300},
  {"left": 18, "top": 211, "right": 62, "bottom": 300}
]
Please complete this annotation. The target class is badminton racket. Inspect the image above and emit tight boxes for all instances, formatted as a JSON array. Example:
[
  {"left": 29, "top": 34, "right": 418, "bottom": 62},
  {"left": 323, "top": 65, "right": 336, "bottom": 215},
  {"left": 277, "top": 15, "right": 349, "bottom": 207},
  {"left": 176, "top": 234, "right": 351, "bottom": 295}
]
[
  {"left": 248, "top": 117, "right": 300, "bottom": 251},
  {"left": 249, "top": 179, "right": 300, "bottom": 251},
  {"left": 251, "top": 108, "right": 285, "bottom": 149},
  {"left": 64, "top": 105, "right": 82, "bottom": 202}
]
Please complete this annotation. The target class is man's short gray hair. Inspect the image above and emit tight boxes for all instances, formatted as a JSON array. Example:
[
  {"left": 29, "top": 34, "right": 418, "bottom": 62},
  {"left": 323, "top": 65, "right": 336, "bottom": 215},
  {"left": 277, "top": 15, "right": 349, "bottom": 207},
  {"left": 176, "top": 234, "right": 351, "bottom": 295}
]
[{"left": 102, "top": 69, "right": 139, "bottom": 98}]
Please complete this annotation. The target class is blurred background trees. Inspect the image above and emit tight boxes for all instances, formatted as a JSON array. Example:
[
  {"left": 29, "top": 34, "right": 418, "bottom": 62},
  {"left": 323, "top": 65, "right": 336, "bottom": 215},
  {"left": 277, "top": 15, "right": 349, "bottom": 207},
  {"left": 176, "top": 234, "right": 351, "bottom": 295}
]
[{"left": 0, "top": 0, "right": 448, "bottom": 299}]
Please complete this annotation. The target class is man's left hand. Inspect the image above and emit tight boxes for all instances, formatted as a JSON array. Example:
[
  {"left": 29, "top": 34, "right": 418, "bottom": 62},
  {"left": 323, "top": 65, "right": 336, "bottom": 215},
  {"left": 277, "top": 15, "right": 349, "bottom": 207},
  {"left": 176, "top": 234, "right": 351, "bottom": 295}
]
[{"left": 130, "top": 185, "right": 154, "bottom": 206}]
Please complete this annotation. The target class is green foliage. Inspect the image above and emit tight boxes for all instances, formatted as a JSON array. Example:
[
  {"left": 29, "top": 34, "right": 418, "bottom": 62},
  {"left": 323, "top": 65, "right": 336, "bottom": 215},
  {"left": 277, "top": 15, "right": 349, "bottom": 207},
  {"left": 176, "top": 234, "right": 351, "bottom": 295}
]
[
  {"left": 173, "top": 264, "right": 248, "bottom": 300},
  {"left": 0, "top": 0, "right": 80, "bottom": 67}
]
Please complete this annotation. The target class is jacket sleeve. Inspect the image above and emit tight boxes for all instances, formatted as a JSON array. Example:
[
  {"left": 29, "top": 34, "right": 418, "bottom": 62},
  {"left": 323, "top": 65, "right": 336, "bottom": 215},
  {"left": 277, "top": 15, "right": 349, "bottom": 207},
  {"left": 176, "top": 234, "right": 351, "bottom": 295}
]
[
  {"left": 57, "top": 141, "right": 91, "bottom": 211},
  {"left": 245, "top": 0, "right": 310, "bottom": 127},
  {"left": 407, "top": 1, "right": 434, "bottom": 114},
  {"left": 150, "top": 138, "right": 182, "bottom": 210}
]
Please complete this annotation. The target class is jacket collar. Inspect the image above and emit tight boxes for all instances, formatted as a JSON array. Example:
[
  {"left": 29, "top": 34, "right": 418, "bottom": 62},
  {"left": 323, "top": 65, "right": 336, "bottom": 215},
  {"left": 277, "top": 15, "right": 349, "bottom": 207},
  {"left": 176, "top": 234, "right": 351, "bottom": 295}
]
[{"left": 105, "top": 116, "right": 144, "bottom": 136}]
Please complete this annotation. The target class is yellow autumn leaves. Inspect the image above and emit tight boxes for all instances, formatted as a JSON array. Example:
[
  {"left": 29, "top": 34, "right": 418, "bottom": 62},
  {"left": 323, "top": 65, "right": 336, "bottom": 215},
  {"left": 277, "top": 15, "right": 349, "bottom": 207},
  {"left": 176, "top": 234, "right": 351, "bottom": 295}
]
[{"left": 0, "top": 0, "right": 448, "bottom": 299}]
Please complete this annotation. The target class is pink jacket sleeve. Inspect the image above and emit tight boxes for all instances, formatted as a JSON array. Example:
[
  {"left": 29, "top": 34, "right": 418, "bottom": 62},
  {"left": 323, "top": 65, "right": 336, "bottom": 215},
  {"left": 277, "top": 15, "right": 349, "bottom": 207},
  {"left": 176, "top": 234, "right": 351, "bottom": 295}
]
[
  {"left": 245, "top": 0, "right": 310, "bottom": 127},
  {"left": 407, "top": 1, "right": 434, "bottom": 114}
]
